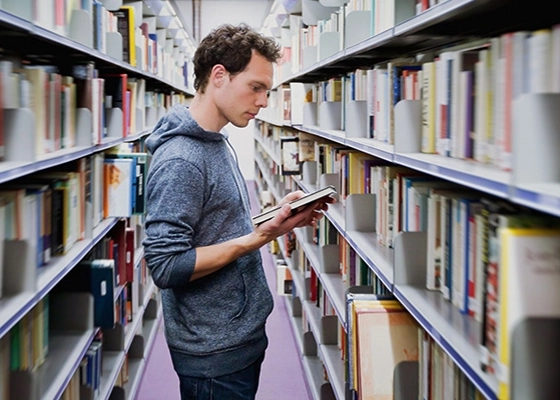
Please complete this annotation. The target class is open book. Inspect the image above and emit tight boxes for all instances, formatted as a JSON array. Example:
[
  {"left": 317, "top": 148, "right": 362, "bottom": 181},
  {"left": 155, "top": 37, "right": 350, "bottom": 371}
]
[{"left": 252, "top": 185, "right": 336, "bottom": 226}]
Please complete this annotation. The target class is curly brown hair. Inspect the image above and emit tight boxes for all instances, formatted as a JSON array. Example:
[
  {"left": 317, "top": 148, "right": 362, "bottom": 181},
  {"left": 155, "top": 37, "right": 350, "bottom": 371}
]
[{"left": 193, "top": 23, "right": 282, "bottom": 93}]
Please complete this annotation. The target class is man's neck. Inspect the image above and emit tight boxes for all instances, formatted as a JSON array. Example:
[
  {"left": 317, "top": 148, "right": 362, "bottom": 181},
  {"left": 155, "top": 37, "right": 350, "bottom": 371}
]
[{"left": 189, "top": 94, "right": 227, "bottom": 133}]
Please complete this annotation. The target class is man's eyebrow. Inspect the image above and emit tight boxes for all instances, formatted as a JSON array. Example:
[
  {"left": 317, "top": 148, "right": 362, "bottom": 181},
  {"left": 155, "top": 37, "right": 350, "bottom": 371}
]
[{"left": 251, "top": 81, "right": 271, "bottom": 90}]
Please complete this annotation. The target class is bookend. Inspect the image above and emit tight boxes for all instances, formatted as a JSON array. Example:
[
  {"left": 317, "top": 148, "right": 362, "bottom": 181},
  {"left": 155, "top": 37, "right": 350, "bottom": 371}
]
[
  {"left": 345, "top": 194, "right": 376, "bottom": 232},
  {"left": 3, "top": 108, "right": 36, "bottom": 162},
  {"left": 320, "top": 383, "right": 336, "bottom": 400},
  {"left": 510, "top": 318, "right": 560, "bottom": 400},
  {"left": 303, "top": 102, "right": 318, "bottom": 126},
  {"left": 135, "top": 108, "right": 144, "bottom": 132},
  {"left": 302, "top": 0, "right": 339, "bottom": 26},
  {"left": 130, "top": 334, "right": 145, "bottom": 359},
  {"left": 393, "top": 361, "right": 419, "bottom": 400},
  {"left": 106, "top": 32, "right": 124, "bottom": 61},
  {"left": 394, "top": 99, "right": 422, "bottom": 153},
  {"left": 69, "top": 9, "right": 94, "bottom": 48},
  {"left": 99, "top": 0, "right": 123, "bottom": 11},
  {"left": 50, "top": 292, "right": 94, "bottom": 332},
  {"left": 344, "top": 11, "right": 371, "bottom": 48},
  {"left": 2, "top": 0, "right": 33, "bottom": 22},
  {"left": 320, "top": 315, "right": 338, "bottom": 345},
  {"left": 2, "top": 240, "right": 36, "bottom": 295},
  {"left": 317, "top": 244, "right": 339, "bottom": 274},
  {"left": 105, "top": 107, "right": 124, "bottom": 139},
  {"left": 319, "top": 173, "right": 340, "bottom": 202},
  {"left": 292, "top": 296, "right": 303, "bottom": 318},
  {"left": 103, "top": 323, "right": 125, "bottom": 352},
  {"left": 345, "top": 101, "right": 368, "bottom": 139},
  {"left": 318, "top": 32, "right": 340, "bottom": 61},
  {"left": 145, "top": 107, "right": 159, "bottom": 128},
  {"left": 319, "top": 101, "right": 342, "bottom": 131},
  {"left": 302, "top": 160, "right": 318, "bottom": 186},
  {"left": 303, "top": 331, "right": 317, "bottom": 357},
  {"left": 110, "top": 387, "right": 125, "bottom": 400},
  {"left": 512, "top": 94, "right": 560, "bottom": 206},
  {"left": 75, "top": 108, "right": 94, "bottom": 146},
  {"left": 303, "top": 45, "right": 318, "bottom": 70},
  {"left": 392, "top": 231, "right": 427, "bottom": 287},
  {"left": 144, "top": 297, "right": 158, "bottom": 320}
]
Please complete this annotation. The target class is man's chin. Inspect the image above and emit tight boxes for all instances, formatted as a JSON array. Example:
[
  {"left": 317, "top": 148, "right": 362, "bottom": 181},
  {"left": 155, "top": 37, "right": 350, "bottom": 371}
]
[{"left": 230, "top": 119, "right": 250, "bottom": 128}]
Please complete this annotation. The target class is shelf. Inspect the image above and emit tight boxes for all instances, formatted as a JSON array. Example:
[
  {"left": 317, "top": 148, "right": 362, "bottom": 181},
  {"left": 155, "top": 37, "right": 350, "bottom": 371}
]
[
  {"left": 302, "top": 354, "right": 328, "bottom": 400},
  {"left": 284, "top": 296, "right": 304, "bottom": 354},
  {"left": 302, "top": 300, "right": 344, "bottom": 400},
  {"left": 39, "top": 329, "right": 98, "bottom": 400},
  {"left": 344, "top": 138, "right": 395, "bottom": 162},
  {"left": 393, "top": 285, "right": 498, "bottom": 400},
  {"left": 343, "top": 230, "right": 394, "bottom": 289},
  {"left": 0, "top": 9, "right": 190, "bottom": 95},
  {"left": 0, "top": 218, "right": 118, "bottom": 338},
  {"left": 393, "top": 152, "right": 510, "bottom": 198},
  {"left": 99, "top": 351, "right": 125, "bottom": 400},
  {"left": 299, "top": 126, "right": 346, "bottom": 146},
  {"left": 300, "top": 240, "right": 346, "bottom": 326},
  {"left": 512, "top": 183, "right": 560, "bottom": 218}
]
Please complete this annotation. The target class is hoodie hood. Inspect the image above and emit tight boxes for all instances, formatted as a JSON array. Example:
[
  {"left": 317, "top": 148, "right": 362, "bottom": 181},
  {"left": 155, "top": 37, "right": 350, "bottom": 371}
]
[{"left": 146, "top": 104, "right": 224, "bottom": 154}]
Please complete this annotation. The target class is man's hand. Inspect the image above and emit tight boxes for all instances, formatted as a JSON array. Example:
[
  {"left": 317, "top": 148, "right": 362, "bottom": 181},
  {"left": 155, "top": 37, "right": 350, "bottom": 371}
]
[{"left": 254, "top": 190, "right": 335, "bottom": 240}]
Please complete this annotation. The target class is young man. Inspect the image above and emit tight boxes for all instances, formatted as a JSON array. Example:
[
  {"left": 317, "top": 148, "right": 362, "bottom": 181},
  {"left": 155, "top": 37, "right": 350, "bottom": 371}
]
[{"left": 142, "top": 24, "right": 332, "bottom": 400}]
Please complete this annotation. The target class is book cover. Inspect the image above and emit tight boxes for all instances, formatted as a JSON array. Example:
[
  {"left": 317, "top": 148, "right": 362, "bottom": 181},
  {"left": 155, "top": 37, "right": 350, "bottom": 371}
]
[
  {"left": 498, "top": 228, "right": 560, "bottom": 399},
  {"left": 352, "top": 299, "right": 419, "bottom": 399},
  {"left": 103, "top": 158, "right": 134, "bottom": 218}
]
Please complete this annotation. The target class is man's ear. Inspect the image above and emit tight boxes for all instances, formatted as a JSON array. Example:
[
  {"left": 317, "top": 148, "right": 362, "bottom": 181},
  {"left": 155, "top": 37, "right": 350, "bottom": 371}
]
[{"left": 211, "top": 64, "right": 228, "bottom": 88}]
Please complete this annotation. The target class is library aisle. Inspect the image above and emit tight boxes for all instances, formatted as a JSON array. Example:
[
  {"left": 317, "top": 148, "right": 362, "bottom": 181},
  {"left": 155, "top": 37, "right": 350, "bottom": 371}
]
[{"left": 136, "top": 181, "right": 312, "bottom": 400}]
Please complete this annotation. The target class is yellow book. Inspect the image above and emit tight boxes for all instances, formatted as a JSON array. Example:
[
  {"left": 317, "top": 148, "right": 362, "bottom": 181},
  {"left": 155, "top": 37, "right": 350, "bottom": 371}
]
[
  {"left": 498, "top": 228, "right": 560, "bottom": 399},
  {"left": 114, "top": 6, "right": 137, "bottom": 67},
  {"left": 421, "top": 61, "right": 436, "bottom": 153}
]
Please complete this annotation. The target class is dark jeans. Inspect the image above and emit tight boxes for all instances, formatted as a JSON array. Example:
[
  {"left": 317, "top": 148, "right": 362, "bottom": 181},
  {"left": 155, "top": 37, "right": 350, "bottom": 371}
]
[{"left": 178, "top": 354, "right": 265, "bottom": 400}]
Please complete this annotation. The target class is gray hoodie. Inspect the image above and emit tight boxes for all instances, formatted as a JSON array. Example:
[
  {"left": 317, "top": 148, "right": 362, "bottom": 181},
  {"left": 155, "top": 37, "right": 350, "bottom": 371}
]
[{"left": 142, "top": 104, "right": 273, "bottom": 378}]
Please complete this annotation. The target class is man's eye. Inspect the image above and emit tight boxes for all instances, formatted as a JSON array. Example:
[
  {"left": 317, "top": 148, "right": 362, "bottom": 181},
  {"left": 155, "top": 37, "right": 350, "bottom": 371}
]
[{"left": 251, "top": 85, "right": 261, "bottom": 93}]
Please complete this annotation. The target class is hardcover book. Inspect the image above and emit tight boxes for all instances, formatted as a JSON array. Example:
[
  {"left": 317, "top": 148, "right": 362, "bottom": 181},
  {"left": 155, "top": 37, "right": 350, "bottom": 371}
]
[{"left": 252, "top": 185, "right": 336, "bottom": 226}]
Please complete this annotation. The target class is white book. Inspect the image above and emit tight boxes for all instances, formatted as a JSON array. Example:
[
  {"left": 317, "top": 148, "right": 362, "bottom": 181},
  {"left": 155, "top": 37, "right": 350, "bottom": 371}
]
[
  {"left": 474, "top": 49, "right": 489, "bottom": 163},
  {"left": 426, "top": 191, "right": 442, "bottom": 291},
  {"left": 498, "top": 228, "right": 560, "bottom": 398},
  {"left": 528, "top": 29, "right": 552, "bottom": 94},
  {"left": 104, "top": 158, "right": 134, "bottom": 218}
]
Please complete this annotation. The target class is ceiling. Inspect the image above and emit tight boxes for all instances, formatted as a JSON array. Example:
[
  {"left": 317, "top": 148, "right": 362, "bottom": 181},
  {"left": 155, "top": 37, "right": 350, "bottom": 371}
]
[{"left": 171, "top": 0, "right": 276, "bottom": 44}]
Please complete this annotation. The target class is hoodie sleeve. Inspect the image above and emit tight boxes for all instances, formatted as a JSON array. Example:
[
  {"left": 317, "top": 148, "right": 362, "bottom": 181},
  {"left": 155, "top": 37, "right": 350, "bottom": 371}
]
[{"left": 142, "top": 157, "right": 203, "bottom": 288}]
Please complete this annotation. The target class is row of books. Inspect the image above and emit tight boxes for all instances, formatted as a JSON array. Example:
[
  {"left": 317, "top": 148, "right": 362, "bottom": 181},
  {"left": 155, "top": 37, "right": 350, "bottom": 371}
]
[
  {"left": 0, "top": 150, "right": 146, "bottom": 295},
  {"left": 0, "top": 58, "right": 188, "bottom": 158},
  {"left": 281, "top": 227, "right": 486, "bottom": 400},
  {"left": 0, "top": 1, "right": 191, "bottom": 88},
  {"left": 281, "top": 0, "right": 419, "bottom": 79},
  {"left": 4, "top": 296, "right": 49, "bottom": 374},
  {"left": 1, "top": 217, "right": 145, "bottom": 397},
  {"left": 276, "top": 23, "right": 560, "bottom": 173}
]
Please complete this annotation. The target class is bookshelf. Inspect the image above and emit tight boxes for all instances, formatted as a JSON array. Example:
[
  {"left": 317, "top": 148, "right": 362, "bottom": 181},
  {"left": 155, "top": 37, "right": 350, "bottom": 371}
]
[
  {"left": 255, "top": 1, "right": 560, "bottom": 399},
  {"left": 0, "top": 0, "right": 192, "bottom": 398}
]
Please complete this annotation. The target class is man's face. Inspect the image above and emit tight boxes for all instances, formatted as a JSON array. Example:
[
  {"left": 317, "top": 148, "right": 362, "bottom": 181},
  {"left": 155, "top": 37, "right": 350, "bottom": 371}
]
[{"left": 216, "top": 51, "right": 273, "bottom": 128}]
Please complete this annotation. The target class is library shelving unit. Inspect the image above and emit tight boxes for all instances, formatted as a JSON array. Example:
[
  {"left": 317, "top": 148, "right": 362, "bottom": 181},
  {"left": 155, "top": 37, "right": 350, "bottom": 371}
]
[
  {"left": 0, "top": 0, "right": 192, "bottom": 399},
  {"left": 255, "top": 1, "right": 560, "bottom": 400}
]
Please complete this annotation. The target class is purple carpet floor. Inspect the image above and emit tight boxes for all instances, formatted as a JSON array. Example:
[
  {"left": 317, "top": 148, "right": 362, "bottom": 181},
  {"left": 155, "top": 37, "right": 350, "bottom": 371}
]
[{"left": 135, "top": 181, "right": 312, "bottom": 400}]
